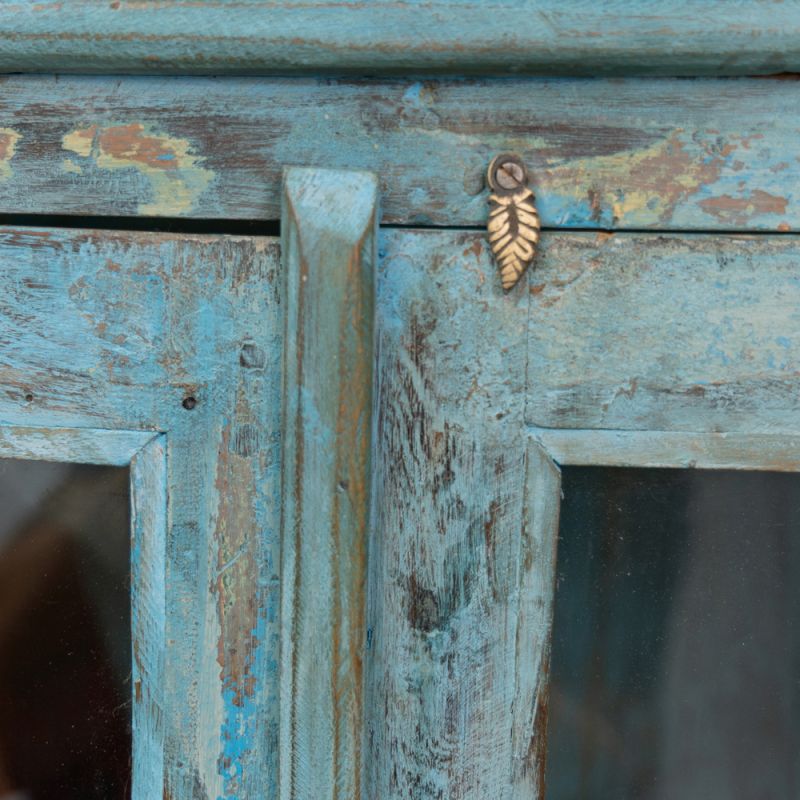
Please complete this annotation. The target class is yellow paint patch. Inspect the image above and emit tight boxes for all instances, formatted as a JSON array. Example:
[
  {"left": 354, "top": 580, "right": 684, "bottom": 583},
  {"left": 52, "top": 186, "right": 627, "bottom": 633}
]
[
  {"left": 62, "top": 125, "right": 96, "bottom": 158},
  {"left": 546, "top": 132, "right": 733, "bottom": 226},
  {"left": 62, "top": 123, "right": 213, "bottom": 215},
  {"left": 0, "top": 128, "right": 21, "bottom": 182}
]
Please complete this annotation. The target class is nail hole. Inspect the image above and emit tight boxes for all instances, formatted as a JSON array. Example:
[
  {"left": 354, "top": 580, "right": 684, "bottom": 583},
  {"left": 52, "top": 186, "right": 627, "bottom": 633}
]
[
  {"left": 182, "top": 396, "right": 197, "bottom": 410},
  {"left": 24, "top": 393, "right": 33, "bottom": 403}
]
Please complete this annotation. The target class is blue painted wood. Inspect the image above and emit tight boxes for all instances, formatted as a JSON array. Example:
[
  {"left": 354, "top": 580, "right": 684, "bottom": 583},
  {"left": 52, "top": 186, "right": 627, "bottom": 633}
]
[
  {"left": 280, "top": 167, "right": 378, "bottom": 800},
  {"left": 0, "top": 1, "right": 796, "bottom": 76},
  {"left": 3, "top": 221, "right": 799, "bottom": 798},
  {"left": 365, "top": 228, "right": 800, "bottom": 798},
  {"left": 0, "top": 227, "right": 282, "bottom": 798},
  {"left": 366, "top": 228, "right": 538, "bottom": 798},
  {"left": 0, "top": 75, "right": 798, "bottom": 230},
  {"left": 533, "top": 430, "right": 800, "bottom": 472}
]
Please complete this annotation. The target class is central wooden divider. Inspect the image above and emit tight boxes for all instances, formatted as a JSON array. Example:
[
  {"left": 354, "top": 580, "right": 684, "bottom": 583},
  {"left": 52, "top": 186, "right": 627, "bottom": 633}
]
[{"left": 280, "top": 167, "right": 378, "bottom": 800}]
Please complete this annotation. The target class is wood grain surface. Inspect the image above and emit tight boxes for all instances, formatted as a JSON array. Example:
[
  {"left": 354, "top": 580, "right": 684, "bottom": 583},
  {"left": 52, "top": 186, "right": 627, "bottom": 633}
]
[
  {"left": 0, "top": 1, "right": 796, "bottom": 77},
  {"left": 365, "top": 228, "right": 553, "bottom": 798},
  {"left": 0, "top": 75, "right": 797, "bottom": 230}
]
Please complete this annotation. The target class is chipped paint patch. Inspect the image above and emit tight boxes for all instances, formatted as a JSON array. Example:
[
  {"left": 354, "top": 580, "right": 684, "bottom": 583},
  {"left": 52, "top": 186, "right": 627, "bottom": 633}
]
[
  {"left": 548, "top": 132, "right": 726, "bottom": 226},
  {"left": 62, "top": 125, "right": 96, "bottom": 157},
  {"left": 61, "top": 122, "right": 213, "bottom": 215},
  {"left": 543, "top": 131, "right": 786, "bottom": 228},
  {"left": 699, "top": 190, "right": 789, "bottom": 226},
  {"left": 0, "top": 128, "right": 21, "bottom": 181}
]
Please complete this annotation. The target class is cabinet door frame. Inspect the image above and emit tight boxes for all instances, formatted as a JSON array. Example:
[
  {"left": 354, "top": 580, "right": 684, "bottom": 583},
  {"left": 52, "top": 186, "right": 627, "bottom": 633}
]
[
  {"left": 357, "top": 227, "right": 800, "bottom": 800},
  {"left": 0, "top": 227, "right": 283, "bottom": 799}
]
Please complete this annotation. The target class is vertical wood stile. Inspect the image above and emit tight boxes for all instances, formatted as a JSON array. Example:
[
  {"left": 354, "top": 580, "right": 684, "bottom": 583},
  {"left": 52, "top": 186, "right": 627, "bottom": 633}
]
[
  {"left": 364, "top": 230, "right": 558, "bottom": 799},
  {"left": 280, "top": 167, "right": 378, "bottom": 800}
]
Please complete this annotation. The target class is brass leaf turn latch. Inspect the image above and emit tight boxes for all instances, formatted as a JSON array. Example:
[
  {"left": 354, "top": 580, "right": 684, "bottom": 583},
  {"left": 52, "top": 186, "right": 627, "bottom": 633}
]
[{"left": 487, "top": 154, "right": 540, "bottom": 291}]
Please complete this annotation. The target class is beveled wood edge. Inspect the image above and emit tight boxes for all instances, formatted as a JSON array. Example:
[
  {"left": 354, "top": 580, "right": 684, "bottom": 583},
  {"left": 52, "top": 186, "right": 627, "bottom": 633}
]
[
  {"left": 531, "top": 428, "right": 800, "bottom": 472},
  {"left": 0, "top": 424, "right": 159, "bottom": 465},
  {"left": 130, "top": 433, "right": 168, "bottom": 800},
  {"left": 279, "top": 166, "right": 378, "bottom": 800},
  {"left": 515, "top": 439, "right": 561, "bottom": 794}
]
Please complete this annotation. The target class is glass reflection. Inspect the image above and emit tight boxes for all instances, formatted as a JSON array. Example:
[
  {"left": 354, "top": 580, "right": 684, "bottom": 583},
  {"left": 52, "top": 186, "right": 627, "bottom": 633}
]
[
  {"left": 0, "top": 459, "right": 131, "bottom": 800},
  {"left": 546, "top": 468, "right": 800, "bottom": 800}
]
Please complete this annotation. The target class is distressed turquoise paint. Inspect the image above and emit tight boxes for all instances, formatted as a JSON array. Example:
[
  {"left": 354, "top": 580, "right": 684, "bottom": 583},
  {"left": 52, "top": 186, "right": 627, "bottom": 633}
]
[
  {"left": 0, "top": 76, "right": 798, "bottom": 230},
  {"left": 0, "top": 227, "right": 282, "bottom": 798},
  {"left": 367, "top": 228, "right": 541, "bottom": 798},
  {"left": 532, "top": 430, "right": 800, "bottom": 472},
  {"left": 130, "top": 434, "right": 168, "bottom": 800},
  {"left": 0, "top": 1, "right": 797, "bottom": 76}
]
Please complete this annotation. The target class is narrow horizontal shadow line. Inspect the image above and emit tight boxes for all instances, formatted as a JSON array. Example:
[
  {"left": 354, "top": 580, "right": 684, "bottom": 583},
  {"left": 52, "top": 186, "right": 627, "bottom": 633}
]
[
  {"left": 0, "top": 213, "right": 281, "bottom": 237},
  {"left": 0, "top": 214, "right": 795, "bottom": 239}
]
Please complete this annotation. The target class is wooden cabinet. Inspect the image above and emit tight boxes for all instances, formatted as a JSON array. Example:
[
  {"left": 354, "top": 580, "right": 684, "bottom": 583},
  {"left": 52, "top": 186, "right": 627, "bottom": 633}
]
[{"left": 0, "top": 5, "right": 797, "bottom": 799}]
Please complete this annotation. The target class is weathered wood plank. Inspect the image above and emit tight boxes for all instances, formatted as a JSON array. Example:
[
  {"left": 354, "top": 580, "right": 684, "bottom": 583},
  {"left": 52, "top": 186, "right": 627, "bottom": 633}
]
[
  {"left": 0, "top": 1, "right": 796, "bottom": 77},
  {"left": 526, "top": 233, "right": 800, "bottom": 433},
  {"left": 366, "top": 229, "right": 540, "bottom": 798},
  {"left": 534, "top": 430, "right": 800, "bottom": 472},
  {"left": 0, "top": 75, "right": 798, "bottom": 230},
  {"left": 0, "top": 425, "right": 155, "bottom": 464},
  {"left": 0, "top": 227, "right": 283, "bottom": 798},
  {"left": 280, "top": 167, "right": 377, "bottom": 800}
]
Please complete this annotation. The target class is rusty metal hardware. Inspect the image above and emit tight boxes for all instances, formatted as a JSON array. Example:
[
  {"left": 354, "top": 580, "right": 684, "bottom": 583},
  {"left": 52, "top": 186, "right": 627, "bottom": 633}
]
[{"left": 487, "top": 153, "right": 540, "bottom": 291}]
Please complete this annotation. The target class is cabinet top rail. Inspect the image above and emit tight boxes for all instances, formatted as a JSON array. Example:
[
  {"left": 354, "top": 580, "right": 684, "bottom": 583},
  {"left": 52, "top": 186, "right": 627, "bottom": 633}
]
[{"left": 0, "top": 1, "right": 797, "bottom": 77}]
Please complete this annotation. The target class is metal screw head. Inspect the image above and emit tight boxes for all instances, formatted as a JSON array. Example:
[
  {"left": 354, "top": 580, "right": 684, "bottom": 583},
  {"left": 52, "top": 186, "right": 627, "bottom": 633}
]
[
  {"left": 487, "top": 153, "right": 529, "bottom": 193},
  {"left": 496, "top": 161, "right": 525, "bottom": 189}
]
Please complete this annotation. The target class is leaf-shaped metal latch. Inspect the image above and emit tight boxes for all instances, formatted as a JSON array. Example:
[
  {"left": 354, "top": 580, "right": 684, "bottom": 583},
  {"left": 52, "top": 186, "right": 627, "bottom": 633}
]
[{"left": 487, "top": 154, "right": 540, "bottom": 291}]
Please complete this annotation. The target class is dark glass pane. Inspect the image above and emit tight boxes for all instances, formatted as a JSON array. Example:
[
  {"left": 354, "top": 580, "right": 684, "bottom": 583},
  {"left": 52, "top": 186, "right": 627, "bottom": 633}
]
[
  {"left": 546, "top": 468, "right": 800, "bottom": 800},
  {"left": 0, "top": 460, "right": 131, "bottom": 800}
]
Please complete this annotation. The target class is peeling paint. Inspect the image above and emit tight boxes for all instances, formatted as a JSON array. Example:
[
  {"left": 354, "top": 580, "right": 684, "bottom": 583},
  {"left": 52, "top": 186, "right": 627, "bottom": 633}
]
[
  {"left": 61, "top": 122, "right": 213, "bottom": 215},
  {"left": 548, "top": 132, "right": 726, "bottom": 226},
  {"left": 0, "top": 128, "right": 21, "bottom": 181},
  {"left": 699, "top": 190, "right": 789, "bottom": 225}
]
